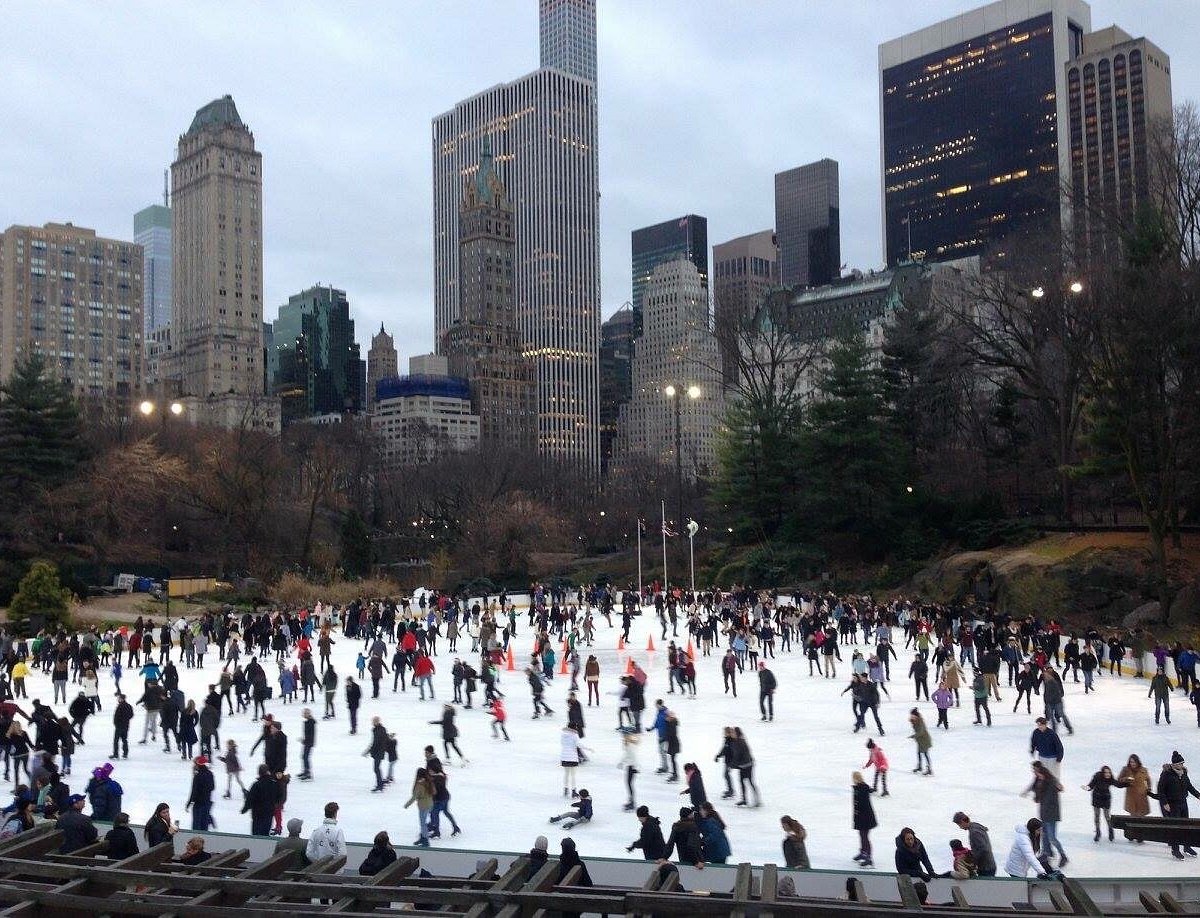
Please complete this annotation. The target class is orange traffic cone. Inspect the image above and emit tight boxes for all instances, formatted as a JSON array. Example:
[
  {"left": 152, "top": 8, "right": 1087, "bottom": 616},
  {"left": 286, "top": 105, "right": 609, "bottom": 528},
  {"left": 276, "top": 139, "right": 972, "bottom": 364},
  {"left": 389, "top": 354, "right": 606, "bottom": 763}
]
[
  {"left": 625, "top": 657, "right": 635, "bottom": 674},
  {"left": 506, "top": 646, "right": 515, "bottom": 672},
  {"left": 646, "top": 635, "right": 655, "bottom": 652},
  {"left": 559, "top": 655, "right": 569, "bottom": 675},
  {"left": 685, "top": 639, "right": 695, "bottom": 660},
  {"left": 617, "top": 636, "right": 625, "bottom": 651}
]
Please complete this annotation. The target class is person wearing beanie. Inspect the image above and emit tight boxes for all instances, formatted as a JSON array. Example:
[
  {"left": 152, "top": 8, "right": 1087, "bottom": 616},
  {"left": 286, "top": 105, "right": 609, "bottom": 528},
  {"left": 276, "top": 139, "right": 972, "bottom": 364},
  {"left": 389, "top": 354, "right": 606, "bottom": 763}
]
[
  {"left": 185, "top": 756, "right": 215, "bottom": 831},
  {"left": 1153, "top": 752, "right": 1199, "bottom": 859},
  {"left": 55, "top": 794, "right": 97, "bottom": 854},
  {"left": 274, "top": 816, "right": 308, "bottom": 862},
  {"left": 626, "top": 805, "right": 666, "bottom": 860},
  {"left": 863, "top": 739, "right": 889, "bottom": 796},
  {"left": 525, "top": 835, "right": 549, "bottom": 880},
  {"left": 85, "top": 763, "right": 123, "bottom": 822},
  {"left": 557, "top": 837, "right": 593, "bottom": 886}
]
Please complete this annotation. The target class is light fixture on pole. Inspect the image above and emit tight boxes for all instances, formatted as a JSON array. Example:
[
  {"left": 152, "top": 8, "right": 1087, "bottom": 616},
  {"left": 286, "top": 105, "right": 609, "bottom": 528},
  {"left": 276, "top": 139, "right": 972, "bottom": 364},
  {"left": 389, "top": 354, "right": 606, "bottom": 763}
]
[
  {"left": 686, "top": 519, "right": 699, "bottom": 594},
  {"left": 663, "top": 383, "right": 701, "bottom": 528}
]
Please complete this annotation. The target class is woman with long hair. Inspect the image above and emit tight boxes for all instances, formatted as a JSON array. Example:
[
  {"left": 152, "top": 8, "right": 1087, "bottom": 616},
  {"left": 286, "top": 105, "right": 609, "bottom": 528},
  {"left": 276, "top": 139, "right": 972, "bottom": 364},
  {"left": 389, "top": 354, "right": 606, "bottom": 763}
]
[
  {"left": 1083, "top": 764, "right": 1118, "bottom": 842},
  {"left": 144, "top": 802, "right": 177, "bottom": 847},
  {"left": 404, "top": 767, "right": 434, "bottom": 847},
  {"left": 780, "top": 815, "right": 809, "bottom": 869}
]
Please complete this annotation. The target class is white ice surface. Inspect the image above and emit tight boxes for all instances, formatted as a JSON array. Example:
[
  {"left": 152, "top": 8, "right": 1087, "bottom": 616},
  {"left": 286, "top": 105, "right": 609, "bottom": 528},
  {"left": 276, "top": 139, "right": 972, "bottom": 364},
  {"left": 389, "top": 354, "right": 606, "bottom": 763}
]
[{"left": 38, "top": 609, "right": 1199, "bottom": 876}]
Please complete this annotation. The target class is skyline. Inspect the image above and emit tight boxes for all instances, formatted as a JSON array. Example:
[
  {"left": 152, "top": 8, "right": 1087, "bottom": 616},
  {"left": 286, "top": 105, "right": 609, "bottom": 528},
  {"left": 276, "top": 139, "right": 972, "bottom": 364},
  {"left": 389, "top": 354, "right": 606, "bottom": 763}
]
[{"left": 2, "top": 0, "right": 1197, "bottom": 370}]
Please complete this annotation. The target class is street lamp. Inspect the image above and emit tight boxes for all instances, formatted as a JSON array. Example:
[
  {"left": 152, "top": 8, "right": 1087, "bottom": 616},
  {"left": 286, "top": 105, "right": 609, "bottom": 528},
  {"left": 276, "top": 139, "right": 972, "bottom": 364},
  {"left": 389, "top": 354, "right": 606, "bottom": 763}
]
[
  {"left": 1031, "top": 287, "right": 1045, "bottom": 299},
  {"left": 664, "top": 383, "right": 701, "bottom": 528},
  {"left": 1069, "top": 280, "right": 1084, "bottom": 294}
]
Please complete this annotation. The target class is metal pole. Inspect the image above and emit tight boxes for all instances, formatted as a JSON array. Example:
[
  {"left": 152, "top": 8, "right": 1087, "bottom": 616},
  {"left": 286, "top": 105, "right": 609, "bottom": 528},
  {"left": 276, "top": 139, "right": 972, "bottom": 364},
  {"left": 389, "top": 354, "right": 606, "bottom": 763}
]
[
  {"left": 636, "top": 518, "right": 642, "bottom": 602},
  {"left": 674, "top": 395, "right": 684, "bottom": 530},
  {"left": 661, "top": 499, "right": 668, "bottom": 593},
  {"left": 689, "top": 531, "right": 695, "bottom": 594}
]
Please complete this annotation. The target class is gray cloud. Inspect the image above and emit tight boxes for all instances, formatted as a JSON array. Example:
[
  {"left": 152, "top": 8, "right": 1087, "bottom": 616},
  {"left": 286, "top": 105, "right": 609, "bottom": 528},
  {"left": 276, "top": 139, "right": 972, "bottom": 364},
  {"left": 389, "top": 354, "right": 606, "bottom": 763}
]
[{"left": 1, "top": 1, "right": 1195, "bottom": 369}]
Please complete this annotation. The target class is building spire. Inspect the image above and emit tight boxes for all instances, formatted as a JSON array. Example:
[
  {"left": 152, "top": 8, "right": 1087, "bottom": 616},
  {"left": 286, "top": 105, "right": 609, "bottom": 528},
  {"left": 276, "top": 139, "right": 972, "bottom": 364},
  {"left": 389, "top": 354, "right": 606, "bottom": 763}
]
[{"left": 163, "top": 168, "right": 169, "bottom": 207}]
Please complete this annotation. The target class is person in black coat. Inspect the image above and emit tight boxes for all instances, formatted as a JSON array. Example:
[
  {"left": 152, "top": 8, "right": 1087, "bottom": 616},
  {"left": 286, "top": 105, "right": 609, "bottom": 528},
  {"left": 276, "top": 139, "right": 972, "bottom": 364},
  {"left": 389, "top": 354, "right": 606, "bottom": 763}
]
[
  {"left": 358, "top": 831, "right": 398, "bottom": 876},
  {"left": 663, "top": 807, "right": 704, "bottom": 866},
  {"left": 185, "top": 757, "right": 215, "bottom": 831},
  {"left": 852, "top": 771, "right": 878, "bottom": 867},
  {"left": 626, "top": 806, "right": 667, "bottom": 860},
  {"left": 525, "top": 835, "right": 549, "bottom": 880},
  {"left": 556, "top": 837, "right": 593, "bottom": 886},
  {"left": 264, "top": 722, "right": 288, "bottom": 774},
  {"left": 144, "top": 802, "right": 177, "bottom": 847},
  {"left": 112, "top": 695, "right": 133, "bottom": 759},
  {"left": 679, "top": 763, "right": 707, "bottom": 808},
  {"left": 104, "top": 813, "right": 139, "bottom": 859},
  {"left": 1151, "top": 752, "right": 1200, "bottom": 858},
  {"left": 345, "top": 678, "right": 362, "bottom": 734},
  {"left": 55, "top": 795, "right": 97, "bottom": 853},
  {"left": 367, "top": 717, "right": 388, "bottom": 791},
  {"left": 894, "top": 826, "right": 936, "bottom": 881},
  {"left": 429, "top": 705, "right": 465, "bottom": 764},
  {"left": 241, "top": 765, "right": 279, "bottom": 836}
]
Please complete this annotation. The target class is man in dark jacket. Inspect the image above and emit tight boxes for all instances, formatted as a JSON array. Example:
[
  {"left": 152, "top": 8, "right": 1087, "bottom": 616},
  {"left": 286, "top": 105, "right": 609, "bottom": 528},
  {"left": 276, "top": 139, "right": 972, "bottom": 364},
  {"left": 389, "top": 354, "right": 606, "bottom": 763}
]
[
  {"left": 952, "top": 812, "right": 996, "bottom": 876},
  {"left": 241, "top": 765, "right": 278, "bottom": 836},
  {"left": 626, "top": 806, "right": 667, "bottom": 860},
  {"left": 299, "top": 708, "right": 316, "bottom": 780},
  {"left": 345, "top": 678, "right": 362, "bottom": 734},
  {"left": 264, "top": 721, "right": 288, "bottom": 774},
  {"left": 1155, "top": 752, "right": 1200, "bottom": 858},
  {"left": 185, "top": 756, "right": 215, "bottom": 831},
  {"left": 662, "top": 807, "right": 704, "bottom": 866},
  {"left": 135, "top": 680, "right": 163, "bottom": 745},
  {"left": 757, "top": 663, "right": 777, "bottom": 721},
  {"left": 112, "top": 694, "right": 133, "bottom": 759},
  {"left": 55, "top": 794, "right": 98, "bottom": 854},
  {"left": 159, "top": 690, "right": 180, "bottom": 753},
  {"left": 199, "top": 701, "right": 221, "bottom": 758},
  {"left": 367, "top": 716, "right": 387, "bottom": 791},
  {"left": 1029, "top": 718, "right": 1064, "bottom": 777}
]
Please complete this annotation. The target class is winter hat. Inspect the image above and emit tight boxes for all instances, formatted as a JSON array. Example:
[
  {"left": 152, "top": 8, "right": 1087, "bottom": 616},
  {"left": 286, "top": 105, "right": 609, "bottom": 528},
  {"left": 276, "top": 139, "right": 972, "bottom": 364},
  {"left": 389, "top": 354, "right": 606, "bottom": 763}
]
[
  {"left": 287, "top": 818, "right": 303, "bottom": 834},
  {"left": 561, "top": 838, "right": 577, "bottom": 852},
  {"left": 866, "top": 739, "right": 876, "bottom": 749},
  {"left": 1172, "top": 751, "right": 1185, "bottom": 765},
  {"left": 67, "top": 794, "right": 86, "bottom": 806},
  {"left": 577, "top": 789, "right": 589, "bottom": 798},
  {"left": 636, "top": 806, "right": 650, "bottom": 818},
  {"left": 194, "top": 756, "right": 209, "bottom": 766},
  {"left": 101, "top": 763, "right": 114, "bottom": 776},
  {"left": 533, "top": 835, "right": 548, "bottom": 852}
]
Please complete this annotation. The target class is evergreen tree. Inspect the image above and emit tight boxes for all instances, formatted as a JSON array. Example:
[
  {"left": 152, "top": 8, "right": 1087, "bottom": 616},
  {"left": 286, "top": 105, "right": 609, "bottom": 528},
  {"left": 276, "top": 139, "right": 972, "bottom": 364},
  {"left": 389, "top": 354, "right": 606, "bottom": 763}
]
[
  {"left": 800, "top": 331, "right": 911, "bottom": 551},
  {"left": 340, "top": 509, "right": 373, "bottom": 577},
  {"left": 0, "top": 355, "right": 85, "bottom": 499},
  {"left": 8, "top": 559, "right": 72, "bottom": 633}
]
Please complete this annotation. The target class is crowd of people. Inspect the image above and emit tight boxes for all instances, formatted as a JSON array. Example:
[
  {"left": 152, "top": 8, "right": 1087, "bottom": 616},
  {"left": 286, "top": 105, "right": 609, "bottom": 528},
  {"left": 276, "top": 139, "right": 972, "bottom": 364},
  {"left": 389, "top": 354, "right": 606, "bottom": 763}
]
[{"left": 0, "top": 583, "right": 1196, "bottom": 881}]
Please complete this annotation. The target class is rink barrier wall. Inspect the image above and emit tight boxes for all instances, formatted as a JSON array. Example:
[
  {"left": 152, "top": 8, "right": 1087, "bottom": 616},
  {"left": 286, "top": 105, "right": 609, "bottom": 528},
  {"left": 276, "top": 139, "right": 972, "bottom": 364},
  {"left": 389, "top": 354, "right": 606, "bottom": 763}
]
[{"left": 104, "top": 824, "right": 1200, "bottom": 910}]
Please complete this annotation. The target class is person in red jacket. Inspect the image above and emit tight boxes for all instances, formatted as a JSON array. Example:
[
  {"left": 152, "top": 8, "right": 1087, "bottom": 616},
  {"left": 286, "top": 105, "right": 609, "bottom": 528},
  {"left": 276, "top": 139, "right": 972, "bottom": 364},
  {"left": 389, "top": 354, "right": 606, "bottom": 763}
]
[
  {"left": 864, "top": 738, "right": 890, "bottom": 796},
  {"left": 490, "top": 697, "right": 509, "bottom": 740},
  {"left": 413, "top": 653, "right": 436, "bottom": 701}
]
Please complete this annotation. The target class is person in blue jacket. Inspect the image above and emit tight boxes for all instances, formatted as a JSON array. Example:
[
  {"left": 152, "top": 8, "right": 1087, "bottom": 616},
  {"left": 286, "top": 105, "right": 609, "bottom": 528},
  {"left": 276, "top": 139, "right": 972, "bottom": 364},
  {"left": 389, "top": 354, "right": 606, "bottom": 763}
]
[
  {"left": 696, "top": 801, "right": 731, "bottom": 864},
  {"left": 646, "top": 700, "right": 669, "bottom": 775}
]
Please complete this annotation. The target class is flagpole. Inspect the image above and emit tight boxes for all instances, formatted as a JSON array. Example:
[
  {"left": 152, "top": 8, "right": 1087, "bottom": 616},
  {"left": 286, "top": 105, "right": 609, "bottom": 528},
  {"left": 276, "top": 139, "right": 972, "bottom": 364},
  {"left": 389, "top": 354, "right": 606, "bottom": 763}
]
[{"left": 661, "top": 499, "right": 668, "bottom": 592}]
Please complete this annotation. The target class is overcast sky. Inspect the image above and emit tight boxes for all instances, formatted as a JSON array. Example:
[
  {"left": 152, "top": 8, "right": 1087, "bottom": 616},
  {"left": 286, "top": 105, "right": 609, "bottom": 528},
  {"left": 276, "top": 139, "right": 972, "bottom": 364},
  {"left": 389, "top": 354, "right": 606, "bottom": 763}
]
[{"left": 2, "top": 1, "right": 1196, "bottom": 368}]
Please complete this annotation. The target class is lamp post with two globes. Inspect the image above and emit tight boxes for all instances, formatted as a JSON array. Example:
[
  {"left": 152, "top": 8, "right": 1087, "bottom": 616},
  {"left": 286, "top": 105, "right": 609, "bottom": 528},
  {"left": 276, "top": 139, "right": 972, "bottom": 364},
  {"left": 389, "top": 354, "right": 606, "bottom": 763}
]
[{"left": 663, "top": 383, "right": 701, "bottom": 531}]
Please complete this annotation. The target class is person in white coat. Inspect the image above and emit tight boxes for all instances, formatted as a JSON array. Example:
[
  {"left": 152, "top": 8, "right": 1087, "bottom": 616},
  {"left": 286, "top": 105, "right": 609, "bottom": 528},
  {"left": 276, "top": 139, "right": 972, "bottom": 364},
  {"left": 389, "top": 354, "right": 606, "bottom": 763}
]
[
  {"left": 560, "top": 726, "right": 587, "bottom": 797},
  {"left": 305, "top": 802, "right": 346, "bottom": 862},
  {"left": 1005, "top": 819, "right": 1048, "bottom": 878}
]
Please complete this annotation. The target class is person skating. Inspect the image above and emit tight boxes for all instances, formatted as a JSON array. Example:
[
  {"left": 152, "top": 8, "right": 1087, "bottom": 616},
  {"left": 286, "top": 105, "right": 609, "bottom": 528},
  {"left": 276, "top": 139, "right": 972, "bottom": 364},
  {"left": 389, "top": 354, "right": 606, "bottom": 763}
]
[
  {"left": 1022, "top": 760, "right": 1067, "bottom": 868},
  {"left": 1041, "top": 666, "right": 1073, "bottom": 735},
  {"left": 242, "top": 765, "right": 279, "bottom": 837},
  {"left": 680, "top": 762, "right": 708, "bottom": 809},
  {"left": 864, "top": 739, "right": 889, "bottom": 796},
  {"left": 1013, "top": 664, "right": 1037, "bottom": 714},
  {"left": 403, "top": 767, "right": 435, "bottom": 847},
  {"left": 1151, "top": 752, "right": 1200, "bottom": 859},
  {"left": 429, "top": 704, "right": 467, "bottom": 765},
  {"left": 714, "top": 726, "right": 737, "bottom": 800},
  {"left": 852, "top": 771, "right": 877, "bottom": 867},
  {"left": 1005, "top": 819, "right": 1048, "bottom": 878},
  {"left": 757, "top": 662, "right": 776, "bottom": 721},
  {"left": 1148, "top": 669, "right": 1173, "bottom": 724},
  {"left": 1029, "top": 717, "right": 1064, "bottom": 778},
  {"left": 490, "top": 696, "right": 510, "bottom": 740},
  {"left": 627, "top": 805, "right": 667, "bottom": 859},
  {"left": 560, "top": 725, "right": 586, "bottom": 797},
  {"left": 111, "top": 694, "right": 133, "bottom": 760},
  {"left": 527, "top": 666, "right": 553, "bottom": 719},
  {"left": 345, "top": 677, "right": 362, "bottom": 735},
  {"left": 932, "top": 682, "right": 953, "bottom": 730},
  {"left": 661, "top": 806, "right": 704, "bottom": 868},
  {"left": 1083, "top": 765, "right": 1117, "bottom": 842},
  {"left": 427, "top": 764, "right": 462, "bottom": 838},
  {"left": 721, "top": 650, "right": 738, "bottom": 697},
  {"left": 549, "top": 787, "right": 592, "bottom": 829},
  {"left": 366, "top": 716, "right": 388, "bottom": 791},
  {"left": 781, "top": 815, "right": 809, "bottom": 869},
  {"left": 971, "top": 669, "right": 992, "bottom": 726},
  {"left": 566, "top": 693, "right": 587, "bottom": 762},
  {"left": 952, "top": 812, "right": 995, "bottom": 876},
  {"left": 1116, "top": 753, "right": 1152, "bottom": 824},
  {"left": 908, "top": 709, "right": 932, "bottom": 775},
  {"left": 730, "top": 727, "right": 760, "bottom": 807},
  {"left": 185, "top": 756, "right": 215, "bottom": 831},
  {"left": 619, "top": 728, "right": 639, "bottom": 810},
  {"left": 298, "top": 708, "right": 315, "bottom": 780},
  {"left": 894, "top": 827, "right": 936, "bottom": 882}
]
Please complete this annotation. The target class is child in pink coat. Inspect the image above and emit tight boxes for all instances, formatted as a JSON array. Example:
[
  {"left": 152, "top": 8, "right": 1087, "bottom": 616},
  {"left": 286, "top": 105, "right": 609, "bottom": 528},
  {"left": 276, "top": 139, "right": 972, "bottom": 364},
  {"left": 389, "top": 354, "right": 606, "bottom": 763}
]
[{"left": 863, "top": 739, "right": 890, "bottom": 796}]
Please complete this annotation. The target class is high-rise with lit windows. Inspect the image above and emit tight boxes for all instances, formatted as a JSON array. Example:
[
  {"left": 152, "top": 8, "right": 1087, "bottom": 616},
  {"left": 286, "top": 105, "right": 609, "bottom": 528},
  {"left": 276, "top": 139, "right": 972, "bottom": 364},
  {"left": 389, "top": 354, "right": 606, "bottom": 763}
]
[
  {"left": 432, "top": 0, "right": 599, "bottom": 469},
  {"left": 631, "top": 215, "right": 708, "bottom": 337},
  {"left": 879, "top": 0, "right": 1093, "bottom": 267}
]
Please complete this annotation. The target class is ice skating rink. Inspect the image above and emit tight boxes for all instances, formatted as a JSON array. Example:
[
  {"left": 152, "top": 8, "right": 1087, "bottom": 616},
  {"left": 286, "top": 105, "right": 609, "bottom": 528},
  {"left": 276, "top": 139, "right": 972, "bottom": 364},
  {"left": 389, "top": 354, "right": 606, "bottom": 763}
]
[{"left": 46, "top": 607, "right": 1197, "bottom": 877}]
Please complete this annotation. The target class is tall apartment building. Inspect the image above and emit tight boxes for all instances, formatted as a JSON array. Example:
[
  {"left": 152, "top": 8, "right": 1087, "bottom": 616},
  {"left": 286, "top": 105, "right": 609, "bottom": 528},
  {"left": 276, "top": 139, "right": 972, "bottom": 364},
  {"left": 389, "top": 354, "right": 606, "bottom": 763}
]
[
  {"left": 371, "top": 355, "right": 481, "bottom": 467},
  {"left": 630, "top": 215, "right": 708, "bottom": 337},
  {"left": 432, "top": 0, "right": 600, "bottom": 470},
  {"left": 269, "top": 284, "right": 364, "bottom": 426},
  {"left": 1066, "top": 27, "right": 1173, "bottom": 253},
  {"left": 170, "top": 95, "right": 273, "bottom": 428},
  {"left": 366, "top": 323, "right": 398, "bottom": 408},
  {"left": 598, "top": 305, "right": 634, "bottom": 474},
  {"left": 880, "top": 0, "right": 1092, "bottom": 266},
  {"left": 615, "top": 259, "right": 724, "bottom": 479},
  {"left": 134, "top": 198, "right": 171, "bottom": 334},
  {"left": 0, "top": 222, "right": 142, "bottom": 400},
  {"left": 774, "top": 160, "right": 840, "bottom": 288},
  {"left": 442, "top": 139, "right": 537, "bottom": 451},
  {"left": 712, "top": 229, "right": 778, "bottom": 386}
]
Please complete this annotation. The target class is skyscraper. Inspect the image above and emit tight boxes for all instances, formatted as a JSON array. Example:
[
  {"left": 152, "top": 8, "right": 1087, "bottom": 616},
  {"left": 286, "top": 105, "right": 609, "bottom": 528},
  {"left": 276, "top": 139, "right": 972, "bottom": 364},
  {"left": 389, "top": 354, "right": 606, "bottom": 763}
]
[
  {"left": 1066, "top": 27, "right": 1173, "bottom": 253},
  {"left": 442, "top": 139, "right": 537, "bottom": 451},
  {"left": 615, "top": 259, "right": 724, "bottom": 479},
  {"left": 269, "top": 285, "right": 364, "bottom": 425},
  {"left": 0, "top": 222, "right": 142, "bottom": 400},
  {"left": 170, "top": 95, "right": 272, "bottom": 428},
  {"left": 712, "top": 229, "right": 778, "bottom": 386},
  {"left": 774, "top": 159, "right": 840, "bottom": 288},
  {"left": 366, "top": 323, "right": 398, "bottom": 408},
  {"left": 879, "top": 0, "right": 1092, "bottom": 267},
  {"left": 432, "top": 2, "right": 600, "bottom": 470},
  {"left": 539, "top": 0, "right": 597, "bottom": 82},
  {"left": 134, "top": 193, "right": 171, "bottom": 334},
  {"left": 598, "top": 305, "right": 634, "bottom": 473},
  {"left": 630, "top": 215, "right": 708, "bottom": 337}
]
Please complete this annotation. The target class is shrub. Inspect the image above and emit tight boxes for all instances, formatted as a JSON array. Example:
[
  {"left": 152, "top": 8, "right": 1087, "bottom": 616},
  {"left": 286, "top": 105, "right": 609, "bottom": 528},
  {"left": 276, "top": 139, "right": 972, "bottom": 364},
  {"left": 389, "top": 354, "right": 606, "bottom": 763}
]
[{"left": 8, "top": 560, "right": 73, "bottom": 634}]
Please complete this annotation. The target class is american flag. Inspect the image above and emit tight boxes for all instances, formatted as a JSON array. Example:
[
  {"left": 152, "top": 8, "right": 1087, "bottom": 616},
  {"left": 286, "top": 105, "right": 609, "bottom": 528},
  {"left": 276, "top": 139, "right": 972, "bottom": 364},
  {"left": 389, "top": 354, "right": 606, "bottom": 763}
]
[{"left": 662, "top": 522, "right": 678, "bottom": 537}]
